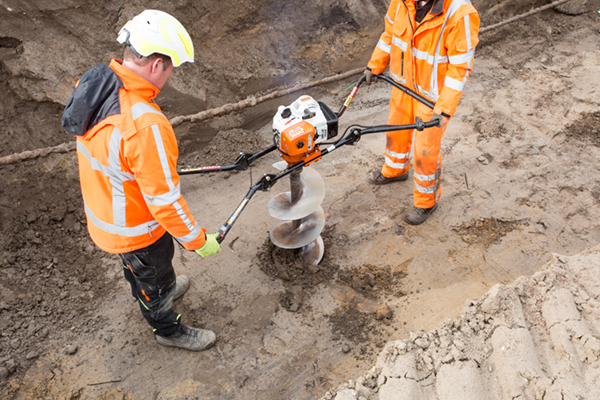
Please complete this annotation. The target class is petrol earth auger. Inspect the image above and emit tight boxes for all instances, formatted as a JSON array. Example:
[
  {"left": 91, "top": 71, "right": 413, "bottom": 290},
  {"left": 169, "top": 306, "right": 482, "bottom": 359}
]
[{"left": 178, "top": 74, "right": 448, "bottom": 265}]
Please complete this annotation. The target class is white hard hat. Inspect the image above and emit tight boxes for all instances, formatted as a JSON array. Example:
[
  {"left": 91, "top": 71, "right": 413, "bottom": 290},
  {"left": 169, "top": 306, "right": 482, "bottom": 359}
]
[{"left": 117, "top": 10, "right": 194, "bottom": 67}]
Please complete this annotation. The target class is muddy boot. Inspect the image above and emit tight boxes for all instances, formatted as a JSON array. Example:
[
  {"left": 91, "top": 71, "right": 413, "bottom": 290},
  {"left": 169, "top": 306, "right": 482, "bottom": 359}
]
[
  {"left": 156, "top": 324, "right": 216, "bottom": 351},
  {"left": 404, "top": 204, "right": 438, "bottom": 225},
  {"left": 368, "top": 170, "right": 409, "bottom": 185},
  {"left": 173, "top": 275, "right": 189, "bottom": 301}
]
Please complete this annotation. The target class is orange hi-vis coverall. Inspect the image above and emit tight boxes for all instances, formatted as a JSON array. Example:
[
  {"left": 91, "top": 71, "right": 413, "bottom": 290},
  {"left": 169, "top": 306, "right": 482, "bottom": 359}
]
[
  {"left": 367, "top": 0, "right": 479, "bottom": 208},
  {"left": 62, "top": 59, "right": 207, "bottom": 254}
]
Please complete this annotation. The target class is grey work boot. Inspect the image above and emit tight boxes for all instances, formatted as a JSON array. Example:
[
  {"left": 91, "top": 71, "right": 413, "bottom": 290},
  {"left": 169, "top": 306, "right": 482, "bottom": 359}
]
[
  {"left": 404, "top": 204, "right": 438, "bottom": 225},
  {"left": 368, "top": 170, "right": 409, "bottom": 185},
  {"left": 173, "top": 275, "right": 189, "bottom": 301},
  {"left": 156, "top": 324, "right": 216, "bottom": 351}
]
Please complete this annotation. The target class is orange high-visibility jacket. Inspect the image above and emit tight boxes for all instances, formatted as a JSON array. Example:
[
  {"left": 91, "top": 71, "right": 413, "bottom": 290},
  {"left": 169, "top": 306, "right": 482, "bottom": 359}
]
[
  {"left": 62, "top": 59, "right": 206, "bottom": 254},
  {"left": 367, "top": 0, "right": 480, "bottom": 117}
]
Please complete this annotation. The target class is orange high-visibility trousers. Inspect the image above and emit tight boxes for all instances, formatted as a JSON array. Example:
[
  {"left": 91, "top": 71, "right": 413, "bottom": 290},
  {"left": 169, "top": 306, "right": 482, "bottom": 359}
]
[{"left": 380, "top": 87, "right": 446, "bottom": 209}]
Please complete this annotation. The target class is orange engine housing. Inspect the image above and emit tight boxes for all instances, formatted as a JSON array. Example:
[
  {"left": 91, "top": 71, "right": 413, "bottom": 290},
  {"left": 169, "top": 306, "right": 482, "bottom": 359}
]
[
  {"left": 277, "top": 120, "right": 322, "bottom": 165},
  {"left": 273, "top": 95, "right": 338, "bottom": 167}
]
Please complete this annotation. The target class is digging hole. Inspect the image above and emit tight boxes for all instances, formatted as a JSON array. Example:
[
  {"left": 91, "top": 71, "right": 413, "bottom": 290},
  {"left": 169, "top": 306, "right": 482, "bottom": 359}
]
[
  {"left": 562, "top": 111, "right": 600, "bottom": 147},
  {"left": 256, "top": 230, "right": 340, "bottom": 289},
  {"left": 453, "top": 218, "right": 522, "bottom": 246}
]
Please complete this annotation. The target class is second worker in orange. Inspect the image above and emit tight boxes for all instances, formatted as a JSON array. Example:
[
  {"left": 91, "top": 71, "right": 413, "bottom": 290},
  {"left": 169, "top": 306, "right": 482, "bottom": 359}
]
[{"left": 365, "top": 0, "right": 480, "bottom": 225}]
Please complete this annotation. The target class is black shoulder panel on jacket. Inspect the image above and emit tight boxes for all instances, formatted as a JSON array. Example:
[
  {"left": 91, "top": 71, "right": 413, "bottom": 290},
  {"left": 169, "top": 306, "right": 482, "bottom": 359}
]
[{"left": 61, "top": 64, "right": 124, "bottom": 136}]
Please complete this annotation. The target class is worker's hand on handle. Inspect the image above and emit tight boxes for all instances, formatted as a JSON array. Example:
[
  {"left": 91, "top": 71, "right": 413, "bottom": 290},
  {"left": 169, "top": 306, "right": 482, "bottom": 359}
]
[
  {"left": 430, "top": 112, "right": 449, "bottom": 129},
  {"left": 364, "top": 68, "right": 377, "bottom": 85},
  {"left": 195, "top": 232, "right": 222, "bottom": 258}
]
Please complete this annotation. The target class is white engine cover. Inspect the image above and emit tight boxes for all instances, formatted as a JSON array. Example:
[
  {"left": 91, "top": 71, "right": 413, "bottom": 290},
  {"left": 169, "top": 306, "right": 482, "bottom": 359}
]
[{"left": 272, "top": 95, "right": 329, "bottom": 144}]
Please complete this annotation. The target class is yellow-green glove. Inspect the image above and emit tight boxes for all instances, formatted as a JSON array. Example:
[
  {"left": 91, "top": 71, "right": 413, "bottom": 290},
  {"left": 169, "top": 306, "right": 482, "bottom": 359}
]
[{"left": 195, "top": 232, "right": 221, "bottom": 257}]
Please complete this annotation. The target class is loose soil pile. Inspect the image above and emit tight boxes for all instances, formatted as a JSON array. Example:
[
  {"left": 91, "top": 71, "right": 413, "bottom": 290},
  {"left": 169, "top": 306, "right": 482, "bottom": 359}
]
[
  {"left": 322, "top": 245, "right": 600, "bottom": 400},
  {"left": 563, "top": 111, "right": 600, "bottom": 147},
  {"left": 0, "top": 157, "right": 119, "bottom": 391}
]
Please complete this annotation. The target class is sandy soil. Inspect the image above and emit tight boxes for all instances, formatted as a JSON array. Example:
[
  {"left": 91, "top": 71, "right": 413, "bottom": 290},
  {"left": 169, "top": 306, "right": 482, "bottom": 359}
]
[
  {"left": 323, "top": 244, "right": 600, "bottom": 400},
  {"left": 2, "top": 2, "right": 600, "bottom": 400}
]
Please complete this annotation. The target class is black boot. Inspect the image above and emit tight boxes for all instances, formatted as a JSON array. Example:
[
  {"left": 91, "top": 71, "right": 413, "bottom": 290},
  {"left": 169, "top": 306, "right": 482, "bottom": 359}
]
[
  {"left": 156, "top": 324, "right": 216, "bottom": 351},
  {"left": 404, "top": 204, "right": 437, "bottom": 225},
  {"left": 368, "top": 170, "right": 409, "bottom": 185}
]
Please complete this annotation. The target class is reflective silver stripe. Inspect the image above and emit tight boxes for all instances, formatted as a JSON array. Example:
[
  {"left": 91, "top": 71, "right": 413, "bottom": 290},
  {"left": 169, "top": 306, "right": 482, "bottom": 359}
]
[
  {"left": 174, "top": 223, "right": 202, "bottom": 244},
  {"left": 447, "top": 0, "right": 472, "bottom": 19},
  {"left": 377, "top": 39, "right": 392, "bottom": 54},
  {"left": 142, "top": 183, "right": 181, "bottom": 206},
  {"left": 385, "top": 156, "right": 409, "bottom": 169},
  {"left": 172, "top": 200, "right": 202, "bottom": 244},
  {"left": 444, "top": 76, "right": 466, "bottom": 92},
  {"left": 84, "top": 202, "right": 160, "bottom": 237},
  {"left": 413, "top": 48, "right": 435, "bottom": 65},
  {"left": 386, "top": 149, "right": 410, "bottom": 159},
  {"left": 151, "top": 125, "right": 176, "bottom": 192},
  {"left": 413, "top": 49, "right": 449, "bottom": 65},
  {"left": 385, "top": 14, "right": 394, "bottom": 25},
  {"left": 465, "top": 58, "right": 472, "bottom": 80},
  {"left": 415, "top": 84, "right": 438, "bottom": 101},
  {"left": 418, "top": 0, "right": 472, "bottom": 102},
  {"left": 131, "top": 103, "right": 164, "bottom": 121},
  {"left": 108, "top": 127, "right": 126, "bottom": 227},
  {"left": 415, "top": 182, "right": 437, "bottom": 194},
  {"left": 414, "top": 172, "right": 437, "bottom": 182},
  {"left": 464, "top": 14, "right": 472, "bottom": 50},
  {"left": 390, "top": 71, "right": 407, "bottom": 85},
  {"left": 173, "top": 200, "right": 195, "bottom": 232},
  {"left": 392, "top": 35, "right": 408, "bottom": 52},
  {"left": 448, "top": 49, "right": 475, "bottom": 65},
  {"left": 435, "top": 159, "right": 441, "bottom": 203},
  {"left": 77, "top": 141, "right": 135, "bottom": 182}
]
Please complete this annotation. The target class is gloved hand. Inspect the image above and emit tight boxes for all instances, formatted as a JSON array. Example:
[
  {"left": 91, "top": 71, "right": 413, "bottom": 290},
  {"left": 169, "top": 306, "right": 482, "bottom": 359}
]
[
  {"left": 195, "top": 232, "right": 222, "bottom": 258},
  {"left": 430, "top": 112, "right": 445, "bottom": 128},
  {"left": 364, "top": 69, "right": 377, "bottom": 85}
]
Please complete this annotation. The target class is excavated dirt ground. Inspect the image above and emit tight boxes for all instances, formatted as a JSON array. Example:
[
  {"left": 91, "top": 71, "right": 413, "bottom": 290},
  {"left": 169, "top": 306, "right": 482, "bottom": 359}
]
[
  {"left": 322, "top": 246, "right": 600, "bottom": 400},
  {"left": 2, "top": 1, "right": 600, "bottom": 399}
]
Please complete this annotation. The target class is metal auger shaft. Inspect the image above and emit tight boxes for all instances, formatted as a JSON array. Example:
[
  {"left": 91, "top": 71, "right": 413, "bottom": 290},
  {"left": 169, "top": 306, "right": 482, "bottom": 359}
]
[{"left": 290, "top": 168, "right": 304, "bottom": 230}]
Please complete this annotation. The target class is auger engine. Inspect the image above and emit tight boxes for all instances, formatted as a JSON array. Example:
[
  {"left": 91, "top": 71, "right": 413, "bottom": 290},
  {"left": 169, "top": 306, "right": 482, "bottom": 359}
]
[{"left": 272, "top": 96, "right": 338, "bottom": 166}]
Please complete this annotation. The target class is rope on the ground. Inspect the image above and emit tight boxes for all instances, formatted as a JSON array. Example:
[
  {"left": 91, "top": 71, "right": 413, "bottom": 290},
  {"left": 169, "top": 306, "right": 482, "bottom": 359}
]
[
  {"left": 0, "top": 0, "right": 579, "bottom": 167},
  {"left": 480, "top": 0, "right": 574, "bottom": 33},
  {"left": 0, "top": 141, "right": 76, "bottom": 166},
  {"left": 169, "top": 67, "right": 365, "bottom": 128}
]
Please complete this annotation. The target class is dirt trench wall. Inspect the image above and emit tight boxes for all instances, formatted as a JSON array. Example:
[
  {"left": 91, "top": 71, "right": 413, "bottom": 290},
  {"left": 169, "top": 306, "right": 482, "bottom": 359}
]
[
  {"left": 0, "top": 0, "right": 388, "bottom": 156},
  {"left": 0, "top": 0, "right": 551, "bottom": 157}
]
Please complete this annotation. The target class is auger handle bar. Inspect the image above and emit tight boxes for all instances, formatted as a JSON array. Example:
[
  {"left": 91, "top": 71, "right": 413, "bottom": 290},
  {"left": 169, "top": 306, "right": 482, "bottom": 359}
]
[
  {"left": 337, "top": 73, "right": 451, "bottom": 119},
  {"left": 178, "top": 144, "right": 278, "bottom": 175},
  {"left": 214, "top": 118, "right": 439, "bottom": 243},
  {"left": 181, "top": 73, "right": 445, "bottom": 177}
]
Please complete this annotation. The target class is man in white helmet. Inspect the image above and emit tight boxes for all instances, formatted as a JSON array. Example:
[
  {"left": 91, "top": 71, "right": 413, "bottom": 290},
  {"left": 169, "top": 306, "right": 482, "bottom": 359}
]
[{"left": 61, "top": 10, "right": 220, "bottom": 351}]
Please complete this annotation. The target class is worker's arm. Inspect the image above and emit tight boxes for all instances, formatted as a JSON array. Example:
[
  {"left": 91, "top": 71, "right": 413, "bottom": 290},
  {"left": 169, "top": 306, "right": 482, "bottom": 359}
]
[
  {"left": 124, "top": 122, "right": 207, "bottom": 251},
  {"left": 367, "top": 0, "right": 399, "bottom": 75},
  {"left": 433, "top": 8, "right": 480, "bottom": 118}
]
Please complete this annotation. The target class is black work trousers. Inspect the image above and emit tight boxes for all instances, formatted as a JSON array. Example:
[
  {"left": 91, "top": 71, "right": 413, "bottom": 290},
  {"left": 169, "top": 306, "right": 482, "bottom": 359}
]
[{"left": 119, "top": 232, "right": 181, "bottom": 337}]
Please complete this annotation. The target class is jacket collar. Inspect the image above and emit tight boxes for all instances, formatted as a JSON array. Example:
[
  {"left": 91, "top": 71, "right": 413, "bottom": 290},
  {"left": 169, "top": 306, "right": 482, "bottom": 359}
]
[
  {"left": 430, "top": 0, "right": 444, "bottom": 16},
  {"left": 109, "top": 59, "right": 160, "bottom": 101},
  {"left": 406, "top": 0, "right": 445, "bottom": 16}
]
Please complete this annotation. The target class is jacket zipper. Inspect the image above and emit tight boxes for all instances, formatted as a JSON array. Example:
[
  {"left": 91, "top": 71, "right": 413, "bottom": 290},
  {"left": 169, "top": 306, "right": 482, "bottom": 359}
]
[
  {"left": 401, "top": 0, "right": 444, "bottom": 86},
  {"left": 401, "top": 53, "right": 404, "bottom": 76}
]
